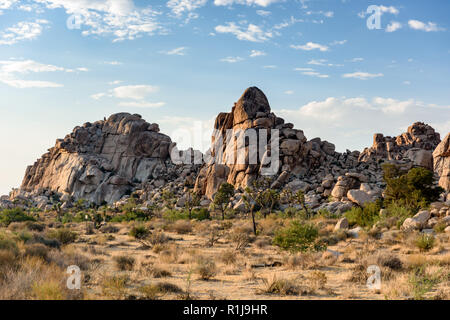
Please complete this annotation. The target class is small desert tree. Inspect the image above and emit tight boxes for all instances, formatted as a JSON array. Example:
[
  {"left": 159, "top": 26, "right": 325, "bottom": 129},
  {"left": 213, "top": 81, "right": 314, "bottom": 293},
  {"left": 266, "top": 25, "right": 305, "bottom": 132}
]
[
  {"left": 213, "top": 183, "right": 235, "bottom": 220},
  {"left": 261, "top": 189, "right": 280, "bottom": 217},
  {"left": 383, "top": 164, "right": 443, "bottom": 210},
  {"left": 295, "top": 190, "right": 310, "bottom": 218},
  {"left": 185, "top": 189, "right": 201, "bottom": 220}
]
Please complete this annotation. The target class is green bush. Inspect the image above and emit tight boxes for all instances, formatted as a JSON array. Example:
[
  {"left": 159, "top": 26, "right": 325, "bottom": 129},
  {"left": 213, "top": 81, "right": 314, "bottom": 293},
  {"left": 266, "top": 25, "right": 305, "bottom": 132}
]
[
  {"left": 415, "top": 234, "right": 435, "bottom": 252},
  {"left": 162, "top": 209, "right": 210, "bottom": 222},
  {"left": 129, "top": 225, "right": 150, "bottom": 240},
  {"left": 110, "top": 209, "right": 151, "bottom": 222},
  {"left": 47, "top": 228, "right": 77, "bottom": 245},
  {"left": 0, "top": 208, "right": 35, "bottom": 226},
  {"left": 345, "top": 201, "right": 381, "bottom": 228},
  {"left": 383, "top": 164, "right": 443, "bottom": 209},
  {"left": 272, "top": 221, "right": 325, "bottom": 253}
]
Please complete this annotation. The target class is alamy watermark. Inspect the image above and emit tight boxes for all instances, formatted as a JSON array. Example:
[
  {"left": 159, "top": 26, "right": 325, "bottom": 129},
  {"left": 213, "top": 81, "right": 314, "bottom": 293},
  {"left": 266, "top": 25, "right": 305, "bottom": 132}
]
[
  {"left": 67, "top": 265, "right": 81, "bottom": 290},
  {"left": 366, "top": 265, "right": 381, "bottom": 290}
]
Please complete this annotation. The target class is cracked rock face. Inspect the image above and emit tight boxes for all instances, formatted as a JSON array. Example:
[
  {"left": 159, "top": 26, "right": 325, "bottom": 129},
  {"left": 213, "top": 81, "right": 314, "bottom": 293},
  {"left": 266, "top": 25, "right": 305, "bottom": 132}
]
[
  {"left": 434, "top": 133, "right": 450, "bottom": 191},
  {"left": 19, "top": 113, "right": 174, "bottom": 204}
]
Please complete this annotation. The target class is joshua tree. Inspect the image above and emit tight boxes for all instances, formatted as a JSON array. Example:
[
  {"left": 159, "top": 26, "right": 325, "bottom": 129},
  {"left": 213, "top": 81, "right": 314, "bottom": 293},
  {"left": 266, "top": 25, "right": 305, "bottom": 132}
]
[
  {"left": 295, "top": 190, "right": 310, "bottom": 218},
  {"left": 213, "top": 182, "right": 235, "bottom": 220},
  {"left": 185, "top": 189, "right": 201, "bottom": 220},
  {"left": 261, "top": 189, "right": 280, "bottom": 217}
]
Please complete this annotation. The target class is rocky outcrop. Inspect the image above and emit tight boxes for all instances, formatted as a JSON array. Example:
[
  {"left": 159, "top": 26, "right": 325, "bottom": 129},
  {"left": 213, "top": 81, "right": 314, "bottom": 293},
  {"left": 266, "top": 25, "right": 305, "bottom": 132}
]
[
  {"left": 433, "top": 133, "right": 450, "bottom": 191},
  {"left": 18, "top": 113, "right": 177, "bottom": 205},
  {"left": 359, "top": 122, "right": 440, "bottom": 166},
  {"left": 195, "top": 87, "right": 319, "bottom": 199}
]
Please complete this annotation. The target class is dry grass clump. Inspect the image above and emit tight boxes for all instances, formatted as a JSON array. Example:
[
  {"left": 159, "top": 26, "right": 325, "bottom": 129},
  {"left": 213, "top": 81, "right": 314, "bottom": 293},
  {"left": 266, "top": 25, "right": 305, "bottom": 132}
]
[
  {"left": 114, "top": 255, "right": 135, "bottom": 271},
  {"left": 258, "top": 275, "right": 304, "bottom": 296},
  {"left": 307, "top": 271, "right": 327, "bottom": 291},
  {"left": 254, "top": 237, "right": 271, "bottom": 249},
  {"left": 284, "top": 252, "right": 322, "bottom": 270},
  {"left": 150, "top": 266, "right": 172, "bottom": 278},
  {"left": 228, "top": 226, "right": 254, "bottom": 251},
  {"left": 101, "top": 275, "right": 129, "bottom": 299},
  {"left": 159, "top": 245, "right": 179, "bottom": 264},
  {"left": 196, "top": 257, "right": 217, "bottom": 281},
  {"left": 170, "top": 220, "right": 192, "bottom": 234},
  {"left": 220, "top": 249, "right": 237, "bottom": 265}
]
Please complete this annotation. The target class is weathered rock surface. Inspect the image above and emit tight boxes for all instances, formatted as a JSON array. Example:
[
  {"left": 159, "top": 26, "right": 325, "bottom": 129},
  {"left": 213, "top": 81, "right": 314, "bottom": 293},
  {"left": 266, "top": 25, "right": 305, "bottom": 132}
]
[
  {"left": 359, "top": 122, "right": 440, "bottom": 163},
  {"left": 17, "top": 113, "right": 178, "bottom": 205},
  {"left": 433, "top": 133, "right": 450, "bottom": 191}
]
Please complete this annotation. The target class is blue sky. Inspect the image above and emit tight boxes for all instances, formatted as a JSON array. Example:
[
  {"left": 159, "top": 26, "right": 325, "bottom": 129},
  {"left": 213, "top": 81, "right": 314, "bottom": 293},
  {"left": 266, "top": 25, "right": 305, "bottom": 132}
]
[{"left": 0, "top": 0, "right": 449, "bottom": 195}]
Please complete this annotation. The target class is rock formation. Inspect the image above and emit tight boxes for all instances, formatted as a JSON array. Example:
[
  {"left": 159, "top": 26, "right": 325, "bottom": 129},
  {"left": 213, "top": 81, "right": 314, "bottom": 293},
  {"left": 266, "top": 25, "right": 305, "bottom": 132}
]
[
  {"left": 194, "top": 87, "right": 340, "bottom": 200},
  {"left": 358, "top": 122, "right": 440, "bottom": 170},
  {"left": 18, "top": 113, "right": 176, "bottom": 205},
  {"left": 433, "top": 133, "right": 450, "bottom": 191},
  {"left": 7, "top": 87, "right": 447, "bottom": 213}
]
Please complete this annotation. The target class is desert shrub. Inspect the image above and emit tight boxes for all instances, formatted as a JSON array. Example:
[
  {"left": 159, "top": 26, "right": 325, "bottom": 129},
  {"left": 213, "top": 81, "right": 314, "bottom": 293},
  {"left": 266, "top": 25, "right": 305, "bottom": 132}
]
[
  {"left": 29, "top": 234, "right": 61, "bottom": 249},
  {"left": 376, "top": 253, "right": 403, "bottom": 270},
  {"left": 220, "top": 250, "right": 237, "bottom": 265},
  {"left": 114, "top": 255, "right": 135, "bottom": 271},
  {"left": 155, "top": 282, "right": 183, "bottom": 293},
  {"left": 151, "top": 267, "right": 172, "bottom": 278},
  {"left": 0, "top": 208, "right": 35, "bottom": 226},
  {"left": 129, "top": 225, "right": 150, "bottom": 240},
  {"left": 0, "top": 236, "right": 19, "bottom": 255},
  {"left": 163, "top": 209, "right": 210, "bottom": 222},
  {"left": 31, "top": 281, "right": 64, "bottom": 300},
  {"left": 110, "top": 209, "right": 151, "bottom": 222},
  {"left": 272, "top": 221, "right": 325, "bottom": 253},
  {"left": 415, "top": 234, "right": 435, "bottom": 252},
  {"left": 24, "top": 243, "right": 50, "bottom": 260},
  {"left": 99, "top": 224, "right": 119, "bottom": 234},
  {"left": 171, "top": 220, "right": 192, "bottom": 234},
  {"left": 102, "top": 275, "right": 129, "bottom": 299},
  {"left": 259, "top": 276, "right": 299, "bottom": 296},
  {"left": 383, "top": 164, "right": 443, "bottom": 210},
  {"left": 196, "top": 258, "right": 217, "bottom": 280},
  {"left": 345, "top": 201, "right": 381, "bottom": 228},
  {"left": 138, "top": 284, "right": 164, "bottom": 300},
  {"left": 24, "top": 221, "right": 45, "bottom": 232},
  {"left": 0, "top": 249, "right": 18, "bottom": 271},
  {"left": 148, "top": 231, "right": 170, "bottom": 245},
  {"left": 47, "top": 228, "right": 77, "bottom": 245},
  {"left": 230, "top": 227, "right": 252, "bottom": 251},
  {"left": 409, "top": 266, "right": 441, "bottom": 300}
]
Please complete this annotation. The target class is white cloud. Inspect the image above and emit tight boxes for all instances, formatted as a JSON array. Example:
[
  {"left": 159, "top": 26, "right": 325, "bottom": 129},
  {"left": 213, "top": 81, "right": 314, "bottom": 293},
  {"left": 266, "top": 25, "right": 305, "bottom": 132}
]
[
  {"left": 284, "top": 90, "right": 294, "bottom": 95},
  {"left": 249, "top": 49, "right": 266, "bottom": 57},
  {"left": 358, "top": 5, "right": 399, "bottom": 18},
  {"left": 167, "top": 0, "right": 207, "bottom": 18},
  {"left": 330, "top": 40, "right": 347, "bottom": 46},
  {"left": 91, "top": 92, "right": 107, "bottom": 100},
  {"left": 0, "top": 0, "right": 17, "bottom": 13},
  {"left": 408, "top": 20, "right": 444, "bottom": 32},
  {"left": 112, "top": 84, "right": 159, "bottom": 100},
  {"left": 350, "top": 57, "right": 364, "bottom": 62},
  {"left": 32, "top": 0, "right": 165, "bottom": 41},
  {"left": 276, "top": 97, "right": 450, "bottom": 152},
  {"left": 214, "top": 0, "right": 280, "bottom": 7},
  {"left": 0, "top": 59, "right": 73, "bottom": 88},
  {"left": 163, "top": 47, "right": 188, "bottom": 56},
  {"left": 256, "top": 10, "right": 271, "bottom": 17},
  {"left": 294, "top": 67, "right": 329, "bottom": 78},
  {"left": 386, "top": 21, "right": 402, "bottom": 32},
  {"left": 262, "top": 65, "right": 276, "bottom": 69},
  {"left": 291, "top": 42, "right": 329, "bottom": 52},
  {"left": 342, "top": 72, "right": 383, "bottom": 80},
  {"left": 118, "top": 101, "right": 165, "bottom": 108},
  {"left": 0, "top": 20, "right": 49, "bottom": 45},
  {"left": 215, "top": 22, "right": 273, "bottom": 42},
  {"left": 220, "top": 56, "right": 244, "bottom": 63}
]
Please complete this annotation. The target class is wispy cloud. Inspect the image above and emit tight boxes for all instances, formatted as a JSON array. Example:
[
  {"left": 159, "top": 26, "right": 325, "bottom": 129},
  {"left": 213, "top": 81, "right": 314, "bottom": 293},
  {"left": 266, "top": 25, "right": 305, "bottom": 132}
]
[
  {"left": 0, "top": 19, "right": 49, "bottom": 45},
  {"left": 291, "top": 42, "right": 329, "bottom": 52},
  {"left": 249, "top": 50, "right": 266, "bottom": 57},
  {"left": 162, "top": 47, "right": 188, "bottom": 56},
  {"left": 215, "top": 22, "right": 273, "bottom": 42},
  {"left": 342, "top": 72, "right": 383, "bottom": 80},
  {"left": 408, "top": 20, "right": 445, "bottom": 32},
  {"left": 220, "top": 56, "right": 244, "bottom": 63}
]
